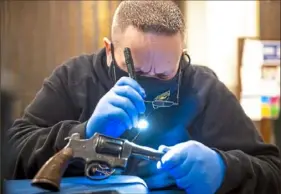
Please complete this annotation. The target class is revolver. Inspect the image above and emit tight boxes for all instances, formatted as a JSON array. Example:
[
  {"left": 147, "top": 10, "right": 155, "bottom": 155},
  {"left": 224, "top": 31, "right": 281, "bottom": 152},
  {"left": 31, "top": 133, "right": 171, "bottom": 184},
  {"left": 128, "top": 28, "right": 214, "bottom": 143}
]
[{"left": 31, "top": 133, "right": 165, "bottom": 191}]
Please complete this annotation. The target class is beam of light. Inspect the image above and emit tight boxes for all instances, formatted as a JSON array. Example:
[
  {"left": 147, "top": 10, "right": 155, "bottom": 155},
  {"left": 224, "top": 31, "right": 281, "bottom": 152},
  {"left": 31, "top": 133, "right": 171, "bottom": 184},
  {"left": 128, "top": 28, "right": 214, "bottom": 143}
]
[{"left": 137, "top": 119, "right": 149, "bottom": 130}]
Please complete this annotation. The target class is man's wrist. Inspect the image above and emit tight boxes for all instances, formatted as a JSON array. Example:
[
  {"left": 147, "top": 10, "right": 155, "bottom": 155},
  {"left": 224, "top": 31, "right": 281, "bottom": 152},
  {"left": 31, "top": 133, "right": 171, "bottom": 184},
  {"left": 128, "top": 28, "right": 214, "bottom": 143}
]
[
  {"left": 214, "top": 150, "right": 226, "bottom": 190},
  {"left": 84, "top": 121, "right": 93, "bottom": 139},
  {"left": 212, "top": 149, "right": 242, "bottom": 194},
  {"left": 85, "top": 120, "right": 101, "bottom": 139}
]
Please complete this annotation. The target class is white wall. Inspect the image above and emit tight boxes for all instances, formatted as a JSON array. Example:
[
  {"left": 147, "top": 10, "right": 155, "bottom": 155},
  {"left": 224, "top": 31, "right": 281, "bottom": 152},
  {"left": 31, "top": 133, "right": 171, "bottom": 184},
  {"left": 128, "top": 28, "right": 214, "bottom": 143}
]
[{"left": 186, "top": 1, "right": 259, "bottom": 90}]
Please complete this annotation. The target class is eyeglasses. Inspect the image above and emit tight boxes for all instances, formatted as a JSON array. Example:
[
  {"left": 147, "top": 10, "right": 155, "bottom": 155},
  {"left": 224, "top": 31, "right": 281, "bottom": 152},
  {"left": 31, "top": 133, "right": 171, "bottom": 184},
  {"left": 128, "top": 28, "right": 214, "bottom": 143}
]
[{"left": 143, "top": 52, "right": 190, "bottom": 109}]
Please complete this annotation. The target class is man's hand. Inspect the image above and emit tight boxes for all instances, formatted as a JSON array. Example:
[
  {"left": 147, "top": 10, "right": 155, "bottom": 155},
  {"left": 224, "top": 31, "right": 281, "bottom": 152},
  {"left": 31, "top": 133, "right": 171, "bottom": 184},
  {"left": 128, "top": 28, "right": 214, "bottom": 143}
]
[
  {"left": 86, "top": 77, "right": 146, "bottom": 138},
  {"left": 143, "top": 171, "right": 176, "bottom": 189},
  {"left": 132, "top": 159, "right": 176, "bottom": 190},
  {"left": 157, "top": 141, "right": 226, "bottom": 194}
]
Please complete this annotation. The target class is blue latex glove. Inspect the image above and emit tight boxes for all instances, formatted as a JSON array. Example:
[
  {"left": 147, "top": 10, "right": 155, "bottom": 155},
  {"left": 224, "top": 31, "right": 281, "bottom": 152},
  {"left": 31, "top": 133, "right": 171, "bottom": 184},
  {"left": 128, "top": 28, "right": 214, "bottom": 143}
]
[
  {"left": 86, "top": 77, "right": 146, "bottom": 138},
  {"left": 157, "top": 141, "right": 226, "bottom": 194},
  {"left": 143, "top": 171, "right": 176, "bottom": 189},
  {"left": 133, "top": 160, "right": 176, "bottom": 189}
]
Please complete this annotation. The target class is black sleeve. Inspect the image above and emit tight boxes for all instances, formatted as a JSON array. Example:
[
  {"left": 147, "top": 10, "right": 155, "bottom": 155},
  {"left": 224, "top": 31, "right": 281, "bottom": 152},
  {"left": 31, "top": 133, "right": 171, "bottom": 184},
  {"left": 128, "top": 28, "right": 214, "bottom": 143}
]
[
  {"left": 7, "top": 65, "right": 86, "bottom": 179},
  {"left": 190, "top": 79, "right": 281, "bottom": 194},
  {"left": 274, "top": 112, "right": 281, "bottom": 151}
]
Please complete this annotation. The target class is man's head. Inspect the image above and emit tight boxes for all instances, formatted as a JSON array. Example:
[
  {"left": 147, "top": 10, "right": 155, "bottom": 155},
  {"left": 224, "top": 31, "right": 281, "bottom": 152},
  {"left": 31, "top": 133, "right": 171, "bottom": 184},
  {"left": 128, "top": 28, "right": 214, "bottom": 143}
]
[{"left": 104, "top": 1, "right": 185, "bottom": 80}]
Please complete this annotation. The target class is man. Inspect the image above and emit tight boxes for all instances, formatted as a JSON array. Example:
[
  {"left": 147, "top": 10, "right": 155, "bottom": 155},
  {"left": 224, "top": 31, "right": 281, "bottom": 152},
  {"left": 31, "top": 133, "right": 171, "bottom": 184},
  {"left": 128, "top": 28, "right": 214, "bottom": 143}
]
[
  {"left": 7, "top": 1, "right": 281, "bottom": 194},
  {"left": 274, "top": 112, "right": 281, "bottom": 153}
]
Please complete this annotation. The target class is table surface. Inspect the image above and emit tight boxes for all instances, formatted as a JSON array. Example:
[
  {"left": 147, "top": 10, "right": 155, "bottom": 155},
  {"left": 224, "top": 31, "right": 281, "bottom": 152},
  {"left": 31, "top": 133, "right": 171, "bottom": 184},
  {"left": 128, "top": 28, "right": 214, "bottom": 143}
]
[{"left": 4, "top": 176, "right": 185, "bottom": 194}]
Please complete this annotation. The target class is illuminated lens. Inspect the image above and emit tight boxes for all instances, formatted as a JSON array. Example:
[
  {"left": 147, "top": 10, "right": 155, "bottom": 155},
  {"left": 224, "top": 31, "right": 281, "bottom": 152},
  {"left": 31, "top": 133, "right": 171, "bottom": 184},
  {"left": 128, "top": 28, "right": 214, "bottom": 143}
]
[{"left": 137, "top": 119, "right": 149, "bottom": 129}]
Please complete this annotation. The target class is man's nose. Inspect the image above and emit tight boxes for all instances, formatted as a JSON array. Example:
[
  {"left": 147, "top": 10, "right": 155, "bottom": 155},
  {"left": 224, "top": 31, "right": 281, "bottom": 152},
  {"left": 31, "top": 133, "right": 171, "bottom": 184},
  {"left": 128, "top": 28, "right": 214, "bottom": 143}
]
[
  {"left": 143, "top": 66, "right": 158, "bottom": 77},
  {"left": 146, "top": 71, "right": 157, "bottom": 77}
]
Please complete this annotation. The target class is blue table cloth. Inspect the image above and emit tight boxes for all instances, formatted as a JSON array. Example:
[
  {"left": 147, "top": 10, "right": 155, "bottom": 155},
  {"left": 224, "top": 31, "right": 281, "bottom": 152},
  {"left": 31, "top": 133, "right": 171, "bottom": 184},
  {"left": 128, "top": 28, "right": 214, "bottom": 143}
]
[
  {"left": 4, "top": 176, "right": 185, "bottom": 194},
  {"left": 5, "top": 176, "right": 148, "bottom": 194}
]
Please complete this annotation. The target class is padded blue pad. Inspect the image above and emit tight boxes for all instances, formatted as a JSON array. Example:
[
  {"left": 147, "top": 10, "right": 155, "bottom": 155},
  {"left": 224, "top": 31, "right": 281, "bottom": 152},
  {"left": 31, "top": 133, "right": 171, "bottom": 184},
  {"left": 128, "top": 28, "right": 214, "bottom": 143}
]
[{"left": 5, "top": 175, "right": 149, "bottom": 194}]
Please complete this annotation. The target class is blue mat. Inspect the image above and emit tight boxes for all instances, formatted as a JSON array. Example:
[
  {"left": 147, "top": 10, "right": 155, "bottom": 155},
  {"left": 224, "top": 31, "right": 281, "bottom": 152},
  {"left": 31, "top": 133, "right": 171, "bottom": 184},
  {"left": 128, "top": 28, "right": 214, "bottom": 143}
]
[{"left": 4, "top": 176, "right": 149, "bottom": 194}]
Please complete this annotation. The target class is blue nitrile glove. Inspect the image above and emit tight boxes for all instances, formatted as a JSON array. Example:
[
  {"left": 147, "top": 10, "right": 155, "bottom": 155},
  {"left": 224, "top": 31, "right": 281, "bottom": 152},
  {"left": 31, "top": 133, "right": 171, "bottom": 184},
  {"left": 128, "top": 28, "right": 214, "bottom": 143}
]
[
  {"left": 143, "top": 171, "right": 176, "bottom": 189},
  {"left": 157, "top": 141, "right": 226, "bottom": 194},
  {"left": 85, "top": 77, "right": 146, "bottom": 138},
  {"left": 134, "top": 160, "right": 176, "bottom": 189}
]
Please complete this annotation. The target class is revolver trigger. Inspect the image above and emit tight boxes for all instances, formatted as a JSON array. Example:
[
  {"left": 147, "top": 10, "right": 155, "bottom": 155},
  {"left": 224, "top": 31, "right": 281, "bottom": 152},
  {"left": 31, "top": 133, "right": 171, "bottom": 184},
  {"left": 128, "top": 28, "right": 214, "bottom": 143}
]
[{"left": 85, "top": 162, "right": 115, "bottom": 180}]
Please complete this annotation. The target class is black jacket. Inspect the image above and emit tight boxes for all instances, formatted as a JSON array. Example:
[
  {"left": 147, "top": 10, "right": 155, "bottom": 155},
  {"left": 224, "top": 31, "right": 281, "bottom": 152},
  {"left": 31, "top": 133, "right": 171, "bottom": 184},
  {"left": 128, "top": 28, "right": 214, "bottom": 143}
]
[
  {"left": 8, "top": 49, "right": 281, "bottom": 194},
  {"left": 1, "top": 90, "right": 15, "bottom": 179},
  {"left": 274, "top": 111, "right": 281, "bottom": 151}
]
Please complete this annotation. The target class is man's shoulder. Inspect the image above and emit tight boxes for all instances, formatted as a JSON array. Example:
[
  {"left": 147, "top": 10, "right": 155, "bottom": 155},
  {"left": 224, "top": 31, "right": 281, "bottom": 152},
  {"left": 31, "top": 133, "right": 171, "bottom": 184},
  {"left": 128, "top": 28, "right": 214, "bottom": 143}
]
[
  {"left": 192, "top": 65, "right": 218, "bottom": 81},
  {"left": 188, "top": 65, "right": 219, "bottom": 93},
  {"left": 52, "top": 53, "right": 98, "bottom": 85},
  {"left": 184, "top": 65, "right": 230, "bottom": 109}
]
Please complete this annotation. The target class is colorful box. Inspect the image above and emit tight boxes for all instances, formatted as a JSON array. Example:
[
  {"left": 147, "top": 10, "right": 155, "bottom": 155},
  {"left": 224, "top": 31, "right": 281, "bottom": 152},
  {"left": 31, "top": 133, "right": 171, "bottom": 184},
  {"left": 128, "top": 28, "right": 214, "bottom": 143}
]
[
  {"left": 261, "top": 96, "right": 270, "bottom": 104},
  {"left": 271, "top": 105, "right": 279, "bottom": 118},
  {"left": 261, "top": 104, "right": 271, "bottom": 118},
  {"left": 270, "top": 96, "right": 279, "bottom": 105}
]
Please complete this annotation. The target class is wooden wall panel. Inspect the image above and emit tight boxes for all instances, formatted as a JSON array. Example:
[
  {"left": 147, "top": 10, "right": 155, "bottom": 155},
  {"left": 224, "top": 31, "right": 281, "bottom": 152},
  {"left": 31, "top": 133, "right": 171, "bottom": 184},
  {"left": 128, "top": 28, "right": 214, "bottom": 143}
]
[
  {"left": 1, "top": 1, "right": 120, "bottom": 117},
  {"left": 1, "top": 0, "right": 186, "bottom": 117},
  {"left": 174, "top": 0, "right": 186, "bottom": 17},
  {"left": 259, "top": 1, "right": 281, "bottom": 40}
]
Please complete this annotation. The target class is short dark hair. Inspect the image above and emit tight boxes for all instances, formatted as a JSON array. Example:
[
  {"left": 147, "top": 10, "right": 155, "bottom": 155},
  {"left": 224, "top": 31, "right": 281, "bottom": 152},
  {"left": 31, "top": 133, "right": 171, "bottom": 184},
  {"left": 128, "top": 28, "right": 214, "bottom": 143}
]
[{"left": 112, "top": 1, "right": 185, "bottom": 40}]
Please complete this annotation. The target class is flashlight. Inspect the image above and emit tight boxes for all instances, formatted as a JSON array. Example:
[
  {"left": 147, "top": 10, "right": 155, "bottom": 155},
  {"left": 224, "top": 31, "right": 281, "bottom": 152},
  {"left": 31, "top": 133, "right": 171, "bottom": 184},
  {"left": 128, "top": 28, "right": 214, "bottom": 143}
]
[
  {"left": 124, "top": 48, "right": 149, "bottom": 131},
  {"left": 137, "top": 116, "right": 149, "bottom": 130}
]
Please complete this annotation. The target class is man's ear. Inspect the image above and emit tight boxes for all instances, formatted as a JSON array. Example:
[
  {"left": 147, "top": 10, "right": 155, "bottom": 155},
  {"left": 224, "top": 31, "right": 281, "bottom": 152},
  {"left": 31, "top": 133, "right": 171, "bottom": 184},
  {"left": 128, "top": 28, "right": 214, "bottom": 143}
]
[
  {"left": 103, "top": 37, "right": 113, "bottom": 66},
  {"left": 103, "top": 37, "right": 112, "bottom": 56}
]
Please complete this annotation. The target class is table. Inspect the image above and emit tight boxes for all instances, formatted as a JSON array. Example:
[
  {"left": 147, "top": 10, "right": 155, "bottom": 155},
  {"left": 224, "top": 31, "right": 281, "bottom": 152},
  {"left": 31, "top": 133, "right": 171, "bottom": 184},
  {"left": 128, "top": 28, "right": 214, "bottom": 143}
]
[{"left": 4, "top": 176, "right": 185, "bottom": 194}]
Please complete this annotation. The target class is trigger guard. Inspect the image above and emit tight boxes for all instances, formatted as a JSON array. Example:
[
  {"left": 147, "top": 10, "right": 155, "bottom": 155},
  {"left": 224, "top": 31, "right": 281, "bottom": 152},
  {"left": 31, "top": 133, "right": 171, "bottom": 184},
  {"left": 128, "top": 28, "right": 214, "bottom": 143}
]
[{"left": 85, "top": 163, "right": 115, "bottom": 181}]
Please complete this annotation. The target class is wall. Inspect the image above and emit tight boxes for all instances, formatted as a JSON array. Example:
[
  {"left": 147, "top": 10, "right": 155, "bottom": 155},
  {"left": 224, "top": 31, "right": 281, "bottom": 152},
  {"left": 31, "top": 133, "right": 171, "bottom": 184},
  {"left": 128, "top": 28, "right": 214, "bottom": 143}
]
[
  {"left": 1, "top": 1, "right": 120, "bottom": 117},
  {"left": 186, "top": 1, "right": 259, "bottom": 95},
  {"left": 0, "top": 1, "right": 186, "bottom": 118},
  {"left": 185, "top": 1, "right": 281, "bottom": 143},
  {"left": 259, "top": 1, "right": 280, "bottom": 40}
]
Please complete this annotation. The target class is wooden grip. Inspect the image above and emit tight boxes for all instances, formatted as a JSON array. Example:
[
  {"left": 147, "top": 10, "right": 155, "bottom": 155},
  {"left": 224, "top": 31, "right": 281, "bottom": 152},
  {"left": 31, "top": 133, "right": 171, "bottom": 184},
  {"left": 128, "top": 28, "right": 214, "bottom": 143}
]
[{"left": 31, "top": 147, "right": 73, "bottom": 191}]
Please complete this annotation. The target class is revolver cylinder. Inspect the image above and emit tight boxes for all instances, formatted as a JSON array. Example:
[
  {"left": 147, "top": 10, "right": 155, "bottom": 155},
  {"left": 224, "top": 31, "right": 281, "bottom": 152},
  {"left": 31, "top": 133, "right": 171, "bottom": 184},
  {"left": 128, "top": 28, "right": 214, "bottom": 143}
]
[{"left": 96, "top": 136, "right": 124, "bottom": 157}]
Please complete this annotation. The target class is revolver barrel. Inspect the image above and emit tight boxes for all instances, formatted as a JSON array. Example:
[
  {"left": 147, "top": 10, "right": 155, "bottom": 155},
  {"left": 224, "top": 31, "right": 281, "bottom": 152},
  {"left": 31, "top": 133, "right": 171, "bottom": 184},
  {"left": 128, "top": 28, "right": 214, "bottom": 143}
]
[
  {"left": 129, "top": 142, "right": 165, "bottom": 161},
  {"left": 95, "top": 135, "right": 164, "bottom": 161}
]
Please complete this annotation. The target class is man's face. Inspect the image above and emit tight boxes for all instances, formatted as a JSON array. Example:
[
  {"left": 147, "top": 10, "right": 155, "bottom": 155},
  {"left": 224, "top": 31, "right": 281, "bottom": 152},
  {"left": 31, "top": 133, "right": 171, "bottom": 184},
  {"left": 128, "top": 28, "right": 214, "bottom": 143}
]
[{"left": 105, "top": 26, "right": 184, "bottom": 80}]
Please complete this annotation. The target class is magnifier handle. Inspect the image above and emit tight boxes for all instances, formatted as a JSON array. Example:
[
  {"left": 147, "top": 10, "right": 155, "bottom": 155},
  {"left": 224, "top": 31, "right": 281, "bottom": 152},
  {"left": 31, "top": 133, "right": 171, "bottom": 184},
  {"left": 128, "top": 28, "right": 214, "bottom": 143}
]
[{"left": 124, "top": 48, "right": 137, "bottom": 80}]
